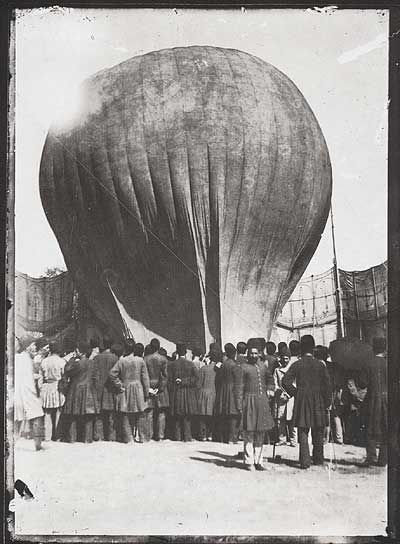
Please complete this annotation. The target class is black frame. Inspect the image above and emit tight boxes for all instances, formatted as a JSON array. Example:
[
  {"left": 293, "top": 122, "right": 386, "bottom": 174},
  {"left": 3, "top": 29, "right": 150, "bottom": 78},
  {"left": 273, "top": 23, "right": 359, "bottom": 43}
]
[{"left": 2, "top": 2, "right": 399, "bottom": 542}]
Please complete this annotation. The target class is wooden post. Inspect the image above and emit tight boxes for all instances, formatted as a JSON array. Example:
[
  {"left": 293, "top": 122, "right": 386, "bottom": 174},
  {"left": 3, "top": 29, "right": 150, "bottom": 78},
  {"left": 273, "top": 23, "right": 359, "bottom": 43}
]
[
  {"left": 330, "top": 205, "right": 345, "bottom": 338},
  {"left": 289, "top": 300, "right": 294, "bottom": 331},
  {"left": 371, "top": 265, "right": 380, "bottom": 320},
  {"left": 352, "top": 271, "right": 362, "bottom": 340},
  {"left": 311, "top": 274, "right": 316, "bottom": 337}
]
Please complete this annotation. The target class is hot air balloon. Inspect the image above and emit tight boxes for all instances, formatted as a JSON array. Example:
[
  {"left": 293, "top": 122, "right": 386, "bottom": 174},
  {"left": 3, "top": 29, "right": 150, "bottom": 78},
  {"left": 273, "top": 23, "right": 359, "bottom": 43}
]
[{"left": 39, "top": 46, "right": 332, "bottom": 350}]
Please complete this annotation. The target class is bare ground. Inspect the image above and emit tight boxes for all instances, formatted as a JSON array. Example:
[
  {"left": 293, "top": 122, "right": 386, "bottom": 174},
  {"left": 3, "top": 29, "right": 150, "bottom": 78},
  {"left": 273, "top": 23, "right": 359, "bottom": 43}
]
[{"left": 13, "top": 437, "right": 386, "bottom": 537}]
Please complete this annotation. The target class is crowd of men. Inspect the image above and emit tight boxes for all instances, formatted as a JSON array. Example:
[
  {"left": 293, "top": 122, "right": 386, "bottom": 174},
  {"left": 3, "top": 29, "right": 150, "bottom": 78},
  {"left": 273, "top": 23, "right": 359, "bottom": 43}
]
[{"left": 14, "top": 332, "right": 388, "bottom": 471}]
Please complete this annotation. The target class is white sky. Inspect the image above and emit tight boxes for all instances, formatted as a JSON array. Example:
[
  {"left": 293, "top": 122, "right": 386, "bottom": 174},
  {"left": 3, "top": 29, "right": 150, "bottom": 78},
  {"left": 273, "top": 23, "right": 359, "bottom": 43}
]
[{"left": 15, "top": 8, "right": 388, "bottom": 278}]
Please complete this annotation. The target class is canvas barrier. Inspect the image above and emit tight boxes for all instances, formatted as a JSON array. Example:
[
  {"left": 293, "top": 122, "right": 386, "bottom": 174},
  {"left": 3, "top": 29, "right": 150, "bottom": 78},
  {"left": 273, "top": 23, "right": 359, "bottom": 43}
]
[
  {"left": 276, "top": 261, "right": 387, "bottom": 345},
  {"left": 15, "top": 271, "right": 74, "bottom": 340},
  {"left": 15, "top": 261, "right": 387, "bottom": 349}
]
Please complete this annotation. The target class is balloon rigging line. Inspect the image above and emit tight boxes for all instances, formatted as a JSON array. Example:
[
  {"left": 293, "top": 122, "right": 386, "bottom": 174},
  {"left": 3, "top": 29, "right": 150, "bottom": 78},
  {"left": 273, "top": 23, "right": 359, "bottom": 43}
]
[{"left": 48, "top": 131, "right": 265, "bottom": 340}]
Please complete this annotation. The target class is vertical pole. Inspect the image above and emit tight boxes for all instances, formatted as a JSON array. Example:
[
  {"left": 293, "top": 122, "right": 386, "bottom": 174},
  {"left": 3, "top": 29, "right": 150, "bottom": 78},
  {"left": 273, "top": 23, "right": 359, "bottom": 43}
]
[
  {"left": 371, "top": 265, "right": 380, "bottom": 320},
  {"left": 330, "top": 205, "right": 345, "bottom": 338},
  {"left": 353, "top": 271, "right": 362, "bottom": 340},
  {"left": 311, "top": 275, "right": 316, "bottom": 338},
  {"left": 289, "top": 300, "right": 294, "bottom": 331}
]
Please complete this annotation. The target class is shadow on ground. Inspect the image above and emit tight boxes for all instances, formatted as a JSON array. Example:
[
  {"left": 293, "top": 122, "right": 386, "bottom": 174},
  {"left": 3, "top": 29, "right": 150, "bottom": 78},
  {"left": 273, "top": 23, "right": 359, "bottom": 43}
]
[{"left": 190, "top": 450, "right": 245, "bottom": 469}]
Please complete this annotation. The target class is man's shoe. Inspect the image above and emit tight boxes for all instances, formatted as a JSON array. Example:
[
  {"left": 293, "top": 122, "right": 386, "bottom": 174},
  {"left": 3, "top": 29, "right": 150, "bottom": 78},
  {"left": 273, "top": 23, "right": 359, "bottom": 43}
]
[
  {"left": 359, "top": 459, "right": 375, "bottom": 467},
  {"left": 255, "top": 463, "right": 268, "bottom": 471},
  {"left": 299, "top": 464, "right": 310, "bottom": 469},
  {"left": 245, "top": 464, "right": 255, "bottom": 471}
]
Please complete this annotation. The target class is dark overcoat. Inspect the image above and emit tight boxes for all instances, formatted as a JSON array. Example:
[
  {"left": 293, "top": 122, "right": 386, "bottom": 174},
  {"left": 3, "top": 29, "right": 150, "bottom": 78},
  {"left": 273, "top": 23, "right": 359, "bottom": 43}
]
[
  {"left": 93, "top": 350, "right": 118, "bottom": 411},
  {"left": 196, "top": 362, "right": 216, "bottom": 416},
  {"left": 214, "top": 358, "right": 242, "bottom": 416},
  {"left": 282, "top": 355, "right": 331, "bottom": 429},
  {"left": 358, "top": 354, "right": 387, "bottom": 440},
  {"left": 167, "top": 359, "right": 177, "bottom": 411},
  {"left": 265, "top": 354, "right": 279, "bottom": 374},
  {"left": 169, "top": 357, "right": 198, "bottom": 416},
  {"left": 63, "top": 356, "right": 99, "bottom": 415},
  {"left": 237, "top": 361, "right": 274, "bottom": 431},
  {"left": 144, "top": 352, "right": 169, "bottom": 409},
  {"left": 109, "top": 355, "right": 150, "bottom": 413}
]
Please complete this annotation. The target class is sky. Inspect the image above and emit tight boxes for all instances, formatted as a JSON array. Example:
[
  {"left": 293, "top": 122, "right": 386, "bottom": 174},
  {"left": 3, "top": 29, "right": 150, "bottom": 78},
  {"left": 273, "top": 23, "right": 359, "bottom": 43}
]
[{"left": 14, "top": 7, "right": 388, "bottom": 278}]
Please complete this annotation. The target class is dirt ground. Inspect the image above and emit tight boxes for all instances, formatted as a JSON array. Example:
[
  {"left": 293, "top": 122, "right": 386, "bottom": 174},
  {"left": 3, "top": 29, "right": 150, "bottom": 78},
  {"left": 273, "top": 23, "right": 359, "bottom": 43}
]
[{"left": 13, "top": 437, "right": 386, "bottom": 537}]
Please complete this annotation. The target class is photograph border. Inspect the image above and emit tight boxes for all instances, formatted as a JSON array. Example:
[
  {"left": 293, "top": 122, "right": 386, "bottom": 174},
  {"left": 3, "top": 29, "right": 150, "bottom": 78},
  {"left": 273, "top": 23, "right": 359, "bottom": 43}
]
[{"left": 3, "top": 2, "right": 399, "bottom": 542}]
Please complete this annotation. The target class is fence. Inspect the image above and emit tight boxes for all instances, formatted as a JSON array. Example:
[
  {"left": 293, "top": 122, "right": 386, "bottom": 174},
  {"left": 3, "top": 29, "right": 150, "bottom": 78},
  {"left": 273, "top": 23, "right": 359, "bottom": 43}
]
[{"left": 15, "top": 261, "right": 387, "bottom": 347}]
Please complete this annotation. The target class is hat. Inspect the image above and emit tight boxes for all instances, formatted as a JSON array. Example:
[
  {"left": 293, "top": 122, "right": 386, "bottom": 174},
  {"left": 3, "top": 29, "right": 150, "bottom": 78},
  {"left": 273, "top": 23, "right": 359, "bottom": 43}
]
[
  {"left": 176, "top": 342, "right": 187, "bottom": 356},
  {"left": 224, "top": 343, "right": 236, "bottom": 357},
  {"left": 247, "top": 338, "right": 266, "bottom": 351},
  {"left": 300, "top": 335, "right": 315, "bottom": 355},
  {"left": 279, "top": 345, "right": 291, "bottom": 358},
  {"left": 278, "top": 342, "right": 288, "bottom": 355}
]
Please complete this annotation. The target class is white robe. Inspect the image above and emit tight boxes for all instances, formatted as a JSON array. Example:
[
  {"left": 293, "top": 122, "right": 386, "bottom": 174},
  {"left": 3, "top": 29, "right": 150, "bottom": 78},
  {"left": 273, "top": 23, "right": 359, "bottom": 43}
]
[{"left": 15, "top": 352, "right": 44, "bottom": 421}]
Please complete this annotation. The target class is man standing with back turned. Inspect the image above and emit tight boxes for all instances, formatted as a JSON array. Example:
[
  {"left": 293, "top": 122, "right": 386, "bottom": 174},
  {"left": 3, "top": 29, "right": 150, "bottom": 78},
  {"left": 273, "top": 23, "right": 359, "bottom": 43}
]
[
  {"left": 358, "top": 336, "right": 388, "bottom": 467},
  {"left": 282, "top": 335, "right": 331, "bottom": 469}
]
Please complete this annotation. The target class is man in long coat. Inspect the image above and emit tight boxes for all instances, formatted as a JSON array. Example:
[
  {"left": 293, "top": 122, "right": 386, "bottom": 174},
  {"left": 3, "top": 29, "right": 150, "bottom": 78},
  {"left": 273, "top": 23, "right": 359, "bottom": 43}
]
[
  {"left": 15, "top": 339, "right": 45, "bottom": 451},
  {"left": 265, "top": 342, "right": 279, "bottom": 374},
  {"left": 214, "top": 343, "right": 242, "bottom": 443},
  {"left": 109, "top": 341, "right": 150, "bottom": 443},
  {"left": 92, "top": 335, "right": 118, "bottom": 441},
  {"left": 358, "top": 336, "right": 388, "bottom": 466},
  {"left": 144, "top": 338, "right": 169, "bottom": 441},
  {"left": 62, "top": 341, "right": 100, "bottom": 443},
  {"left": 315, "top": 344, "right": 345, "bottom": 446},
  {"left": 169, "top": 343, "right": 198, "bottom": 441},
  {"left": 196, "top": 352, "right": 217, "bottom": 441},
  {"left": 282, "top": 335, "right": 332, "bottom": 469},
  {"left": 236, "top": 346, "right": 275, "bottom": 471}
]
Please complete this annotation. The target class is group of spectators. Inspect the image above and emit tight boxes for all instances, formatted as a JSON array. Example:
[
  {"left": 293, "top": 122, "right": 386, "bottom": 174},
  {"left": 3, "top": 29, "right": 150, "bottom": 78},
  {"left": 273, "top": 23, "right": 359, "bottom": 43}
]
[{"left": 15, "top": 332, "right": 387, "bottom": 470}]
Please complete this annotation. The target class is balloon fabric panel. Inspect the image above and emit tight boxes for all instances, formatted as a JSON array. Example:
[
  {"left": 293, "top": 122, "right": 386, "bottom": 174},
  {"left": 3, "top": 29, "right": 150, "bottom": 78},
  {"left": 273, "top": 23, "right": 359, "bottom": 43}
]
[{"left": 39, "top": 46, "right": 332, "bottom": 350}]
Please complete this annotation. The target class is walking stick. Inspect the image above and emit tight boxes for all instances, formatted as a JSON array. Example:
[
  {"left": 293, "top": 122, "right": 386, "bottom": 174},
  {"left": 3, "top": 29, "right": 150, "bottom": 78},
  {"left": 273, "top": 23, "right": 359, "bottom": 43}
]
[
  {"left": 327, "top": 408, "right": 337, "bottom": 473},
  {"left": 272, "top": 390, "right": 281, "bottom": 461}
]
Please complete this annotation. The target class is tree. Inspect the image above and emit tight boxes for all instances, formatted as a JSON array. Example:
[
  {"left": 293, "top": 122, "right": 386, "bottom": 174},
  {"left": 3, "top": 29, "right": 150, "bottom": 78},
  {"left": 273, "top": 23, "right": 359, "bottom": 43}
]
[{"left": 40, "top": 266, "right": 66, "bottom": 278}]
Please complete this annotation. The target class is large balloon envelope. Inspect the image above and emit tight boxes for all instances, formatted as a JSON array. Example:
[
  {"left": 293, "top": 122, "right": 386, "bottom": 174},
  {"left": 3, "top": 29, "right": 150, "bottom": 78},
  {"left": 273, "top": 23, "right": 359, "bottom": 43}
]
[{"left": 39, "top": 46, "right": 332, "bottom": 350}]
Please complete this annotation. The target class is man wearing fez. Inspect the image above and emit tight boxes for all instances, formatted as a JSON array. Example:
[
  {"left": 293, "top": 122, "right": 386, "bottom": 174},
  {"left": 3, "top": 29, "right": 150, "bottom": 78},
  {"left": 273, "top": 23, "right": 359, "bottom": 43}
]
[
  {"left": 92, "top": 335, "right": 118, "bottom": 441},
  {"left": 282, "top": 335, "right": 332, "bottom": 469},
  {"left": 169, "top": 342, "right": 198, "bottom": 441},
  {"left": 236, "top": 342, "right": 248, "bottom": 365},
  {"left": 358, "top": 336, "right": 388, "bottom": 467},
  {"left": 144, "top": 338, "right": 169, "bottom": 441},
  {"left": 236, "top": 343, "right": 275, "bottom": 471}
]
